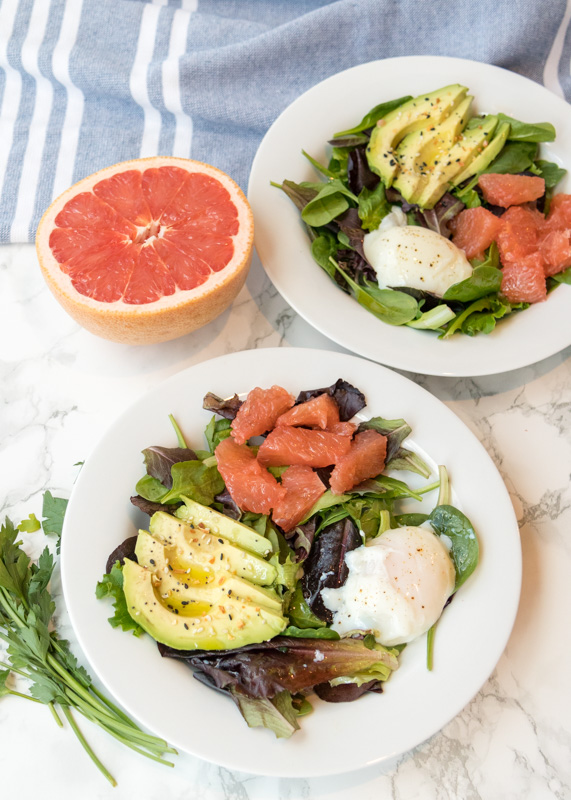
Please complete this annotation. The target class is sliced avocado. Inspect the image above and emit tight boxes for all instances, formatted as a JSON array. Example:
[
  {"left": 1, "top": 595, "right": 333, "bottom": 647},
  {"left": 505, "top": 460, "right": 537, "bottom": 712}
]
[
  {"left": 393, "top": 95, "right": 474, "bottom": 203},
  {"left": 451, "top": 120, "right": 510, "bottom": 186},
  {"left": 174, "top": 496, "right": 271, "bottom": 558},
  {"left": 122, "top": 559, "right": 287, "bottom": 651},
  {"left": 366, "top": 84, "right": 468, "bottom": 187},
  {"left": 148, "top": 511, "right": 277, "bottom": 586},
  {"left": 413, "top": 115, "right": 499, "bottom": 209},
  {"left": 135, "top": 529, "right": 282, "bottom": 613}
]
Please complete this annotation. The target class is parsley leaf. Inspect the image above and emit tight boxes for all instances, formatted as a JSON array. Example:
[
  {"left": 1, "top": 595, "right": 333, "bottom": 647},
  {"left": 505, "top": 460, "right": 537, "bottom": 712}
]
[
  {"left": 95, "top": 562, "right": 144, "bottom": 636},
  {"left": 41, "top": 492, "right": 68, "bottom": 553}
]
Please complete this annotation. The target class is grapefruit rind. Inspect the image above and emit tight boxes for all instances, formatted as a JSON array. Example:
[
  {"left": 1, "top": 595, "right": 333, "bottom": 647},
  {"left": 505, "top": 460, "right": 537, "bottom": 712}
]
[{"left": 35, "top": 157, "right": 254, "bottom": 345}]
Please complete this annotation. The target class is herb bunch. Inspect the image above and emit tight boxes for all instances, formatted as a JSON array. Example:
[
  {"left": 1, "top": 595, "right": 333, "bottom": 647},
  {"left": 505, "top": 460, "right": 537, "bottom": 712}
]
[{"left": 0, "top": 493, "right": 176, "bottom": 786}]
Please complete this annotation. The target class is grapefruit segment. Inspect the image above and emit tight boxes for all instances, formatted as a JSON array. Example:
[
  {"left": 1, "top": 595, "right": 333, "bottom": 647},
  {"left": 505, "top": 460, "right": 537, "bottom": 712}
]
[
  {"left": 276, "top": 393, "right": 340, "bottom": 430},
  {"left": 151, "top": 238, "right": 210, "bottom": 290},
  {"left": 329, "top": 430, "right": 388, "bottom": 495},
  {"left": 231, "top": 386, "right": 295, "bottom": 445},
  {"left": 215, "top": 437, "right": 285, "bottom": 515},
  {"left": 141, "top": 166, "right": 188, "bottom": 221},
  {"left": 478, "top": 173, "right": 545, "bottom": 208},
  {"left": 54, "top": 192, "right": 137, "bottom": 237},
  {"left": 272, "top": 466, "right": 326, "bottom": 533},
  {"left": 539, "top": 230, "right": 571, "bottom": 276},
  {"left": 36, "top": 157, "right": 254, "bottom": 344},
  {"left": 93, "top": 169, "right": 152, "bottom": 226},
  {"left": 497, "top": 206, "right": 540, "bottom": 262},
  {"left": 257, "top": 427, "right": 352, "bottom": 469},
  {"left": 501, "top": 252, "right": 547, "bottom": 304},
  {"left": 123, "top": 247, "right": 176, "bottom": 305},
  {"left": 451, "top": 206, "right": 503, "bottom": 261}
]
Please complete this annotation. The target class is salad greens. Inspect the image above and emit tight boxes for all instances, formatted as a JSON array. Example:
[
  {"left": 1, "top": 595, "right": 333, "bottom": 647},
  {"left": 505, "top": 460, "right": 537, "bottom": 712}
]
[
  {"left": 274, "top": 90, "right": 567, "bottom": 338},
  {"left": 99, "top": 380, "right": 480, "bottom": 739},
  {"left": 0, "top": 495, "right": 176, "bottom": 786}
]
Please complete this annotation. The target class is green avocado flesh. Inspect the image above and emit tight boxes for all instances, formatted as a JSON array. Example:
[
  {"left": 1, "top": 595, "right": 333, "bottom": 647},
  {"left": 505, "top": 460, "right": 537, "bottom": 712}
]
[
  {"left": 451, "top": 120, "right": 510, "bottom": 186},
  {"left": 393, "top": 95, "right": 474, "bottom": 203},
  {"left": 123, "top": 510, "right": 287, "bottom": 650},
  {"left": 174, "top": 495, "right": 272, "bottom": 558},
  {"left": 366, "top": 84, "right": 468, "bottom": 187},
  {"left": 366, "top": 84, "right": 506, "bottom": 208}
]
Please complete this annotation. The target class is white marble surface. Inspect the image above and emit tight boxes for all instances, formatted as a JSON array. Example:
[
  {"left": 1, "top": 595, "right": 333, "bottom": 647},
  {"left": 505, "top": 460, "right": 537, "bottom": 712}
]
[{"left": 1, "top": 241, "right": 570, "bottom": 800}]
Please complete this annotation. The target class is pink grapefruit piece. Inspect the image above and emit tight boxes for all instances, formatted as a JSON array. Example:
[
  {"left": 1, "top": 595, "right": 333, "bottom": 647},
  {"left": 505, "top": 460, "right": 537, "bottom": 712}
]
[
  {"left": 329, "top": 430, "right": 388, "bottom": 495},
  {"left": 272, "top": 466, "right": 326, "bottom": 533},
  {"left": 36, "top": 157, "right": 254, "bottom": 345},
  {"left": 231, "top": 385, "right": 295, "bottom": 445},
  {"left": 257, "top": 427, "right": 352, "bottom": 468},
  {"left": 214, "top": 437, "right": 285, "bottom": 515}
]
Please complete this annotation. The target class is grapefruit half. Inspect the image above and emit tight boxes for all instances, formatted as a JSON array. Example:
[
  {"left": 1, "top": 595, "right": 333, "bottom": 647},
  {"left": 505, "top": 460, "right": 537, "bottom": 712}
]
[{"left": 36, "top": 157, "right": 254, "bottom": 345}]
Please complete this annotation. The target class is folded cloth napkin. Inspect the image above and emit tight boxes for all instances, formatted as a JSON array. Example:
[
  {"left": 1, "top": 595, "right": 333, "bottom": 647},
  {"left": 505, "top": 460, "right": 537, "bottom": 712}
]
[{"left": 0, "top": 0, "right": 570, "bottom": 243}]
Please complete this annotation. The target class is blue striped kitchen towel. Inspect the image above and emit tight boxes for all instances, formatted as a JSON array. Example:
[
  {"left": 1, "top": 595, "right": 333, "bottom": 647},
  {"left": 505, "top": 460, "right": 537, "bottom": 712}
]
[{"left": 1, "top": 0, "right": 570, "bottom": 243}]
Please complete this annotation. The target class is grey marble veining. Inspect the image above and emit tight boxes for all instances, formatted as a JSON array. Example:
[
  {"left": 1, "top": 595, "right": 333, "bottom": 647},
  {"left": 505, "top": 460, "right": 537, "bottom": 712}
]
[{"left": 1, "top": 243, "right": 570, "bottom": 800}]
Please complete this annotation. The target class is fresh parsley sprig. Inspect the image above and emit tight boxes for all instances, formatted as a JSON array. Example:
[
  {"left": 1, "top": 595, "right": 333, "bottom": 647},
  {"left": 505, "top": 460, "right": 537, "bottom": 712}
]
[{"left": 0, "top": 500, "right": 177, "bottom": 786}]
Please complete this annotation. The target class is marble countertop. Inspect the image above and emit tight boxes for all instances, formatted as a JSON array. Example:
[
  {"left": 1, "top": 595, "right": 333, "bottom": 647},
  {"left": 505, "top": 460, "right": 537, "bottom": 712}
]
[{"left": 1, "top": 241, "right": 570, "bottom": 800}]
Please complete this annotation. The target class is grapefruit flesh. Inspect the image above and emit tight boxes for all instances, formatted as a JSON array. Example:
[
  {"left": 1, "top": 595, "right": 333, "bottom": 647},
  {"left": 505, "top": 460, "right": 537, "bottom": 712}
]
[
  {"left": 257, "top": 427, "right": 352, "bottom": 468},
  {"left": 539, "top": 230, "right": 571, "bottom": 276},
  {"left": 329, "top": 430, "right": 387, "bottom": 495},
  {"left": 501, "top": 252, "right": 547, "bottom": 304},
  {"left": 36, "top": 157, "right": 254, "bottom": 345},
  {"left": 451, "top": 206, "right": 503, "bottom": 261},
  {"left": 214, "top": 437, "right": 285, "bottom": 515},
  {"left": 272, "top": 466, "right": 326, "bottom": 533},
  {"left": 231, "top": 386, "right": 295, "bottom": 445},
  {"left": 478, "top": 173, "right": 545, "bottom": 208},
  {"left": 276, "top": 393, "right": 340, "bottom": 430}
]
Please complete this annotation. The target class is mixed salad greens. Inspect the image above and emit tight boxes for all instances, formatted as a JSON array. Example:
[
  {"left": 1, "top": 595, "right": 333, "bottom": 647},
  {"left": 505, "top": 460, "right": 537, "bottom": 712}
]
[
  {"left": 274, "top": 85, "right": 570, "bottom": 338},
  {"left": 98, "top": 379, "right": 479, "bottom": 738}
]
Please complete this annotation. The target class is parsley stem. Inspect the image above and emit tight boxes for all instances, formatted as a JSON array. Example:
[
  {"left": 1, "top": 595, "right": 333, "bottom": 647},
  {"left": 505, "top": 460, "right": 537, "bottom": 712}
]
[
  {"left": 46, "top": 653, "right": 104, "bottom": 715},
  {"left": 8, "top": 688, "right": 43, "bottom": 703},
  {"left": 49, "top": 701, "right": 64, "bottom": 727},
  {"left": 65, "top": 686, "right": 174, "bottom": 752},
  {"left": 89, "top": 683, "right": 139, "bottom": 728},
  {"left": 61, "top": 705, "right": 117, "bottom": 787}
]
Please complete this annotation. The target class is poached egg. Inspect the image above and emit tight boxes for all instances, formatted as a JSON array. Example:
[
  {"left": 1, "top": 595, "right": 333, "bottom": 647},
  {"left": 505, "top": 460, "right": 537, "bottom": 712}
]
[
  {"left": 320, "top": 526, "right": 456, "bottom": 647},
  {"left": 363, "top": 211, "right": 472, "bottom": 298}
]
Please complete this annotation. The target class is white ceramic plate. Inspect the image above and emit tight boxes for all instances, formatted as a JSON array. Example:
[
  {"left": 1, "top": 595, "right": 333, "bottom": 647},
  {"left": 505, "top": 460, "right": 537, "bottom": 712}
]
[
  {"left": 61, "top": 347, "right": 521, "bottom": 777},
  {"left": 248, "top": 56, "right": 571, "bottom": 376}
]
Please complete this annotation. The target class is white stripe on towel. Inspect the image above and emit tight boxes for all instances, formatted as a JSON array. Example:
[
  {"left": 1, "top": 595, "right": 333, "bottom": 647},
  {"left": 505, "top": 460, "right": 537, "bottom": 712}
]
[
  {"left": 130, "top": 1, "right": 165, "bottom": 158},
  {"left": 51, "top": 0, "right": 85, "bottom": 198},
  {"left": 10, "top": 0, "right": 54, "bottom": 241},
  {"left": 162, "top": 3, "right": 195, "bottom": 157},
  {"left": 0, "top": 0, "right": 23, "bottom": 198}
]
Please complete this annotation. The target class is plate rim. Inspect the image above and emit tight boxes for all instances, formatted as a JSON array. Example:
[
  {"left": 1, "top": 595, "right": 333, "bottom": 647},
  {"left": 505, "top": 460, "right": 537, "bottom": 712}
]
[
  {"left": 61, "top": 346, "right": 522, "bottom": 777},
  {"left": 247, "top": 55, "right": 571, "bottom": 377}
]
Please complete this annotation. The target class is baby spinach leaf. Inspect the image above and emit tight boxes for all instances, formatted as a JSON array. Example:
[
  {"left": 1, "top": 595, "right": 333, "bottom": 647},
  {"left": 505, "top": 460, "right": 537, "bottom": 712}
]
[
  {"left": 301, "top": 181, "right": 358, "bottom": 227},
  {"left": 302, "top": 149, "right": 336, "bottom": 179},
  {"left": 135, "top": 473, "right": 169, "bottom": 503},
  {"left": 428, "top": 504, "right": 479, "bottom": 590},
  {"left": 534, "top": 159, "right": 567, "bottom": 189},
  {"left": 161, "top": 461, "right": 225, "bottom": 506},
  {"left": 395, "top": 512, "right": 430, "bottom": 527},
  {"left": 328, "top": 133, "right": 370, "bottom": 148},
  {"left": 331, "top": 259, "right": 418, "bottom": 325},
  {"left": 311, "top": 232, "right": 340, "bottom": 279},
  {"left": 142, "top": 446, "right": 198, "bottom": 488},
  {"left": 357, "top": 181, "right": 391, "bottom": 231},
  {"left": 204, "top": 416, "right": 232, "bottom": 453},
  {"left": 334, "top": 95, "right": 413, "bottom": 137},
  {"left": 443, "top": 266, "right": 503, "bottom": 302},
  {"left": 282, "top": 623, "right": 340, "bottom": 640},
  {"left": 548, "top": 265, "right": 571, "bottom": 286},
  {"left": 497, "top": 113, "right": 556, "bottom": 142},
  {"left": 482, "top": 141, "right": 538, "bottom": 175},
  {"left": 275, "top": 179, "right": 318, "bottom": 212}
]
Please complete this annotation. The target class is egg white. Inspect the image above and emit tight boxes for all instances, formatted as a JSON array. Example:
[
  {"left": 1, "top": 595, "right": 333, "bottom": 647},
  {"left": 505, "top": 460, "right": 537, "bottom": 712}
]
[
  {"left": 363, "top": 223, "right": 472, "bottom": 298},
  {"left": 320, "top": 526, "right": 456, "bottom": 647}
]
